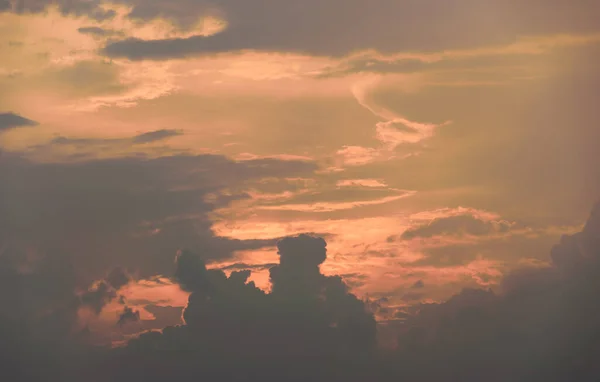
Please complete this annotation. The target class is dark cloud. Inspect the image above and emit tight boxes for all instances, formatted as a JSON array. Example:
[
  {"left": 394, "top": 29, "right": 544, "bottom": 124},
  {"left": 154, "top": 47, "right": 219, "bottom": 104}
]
[
  {"left": 0, "top": 149, "right": 316, "bottom": 380},
  {"left": 105, "top": 267, "right": 132, "bottom": 290},
  {"left": 117, "top": 306, "right": 140, "bottom": 326},
  {"left": 218, "top": 262, "right": 277, "bottom": 271},
  {"left": 10, "top": 0, "right": 115, "bottom": 21},
  {"left": 4, "top": 1, "right": 599, "bottom": 59},
  {"left": 0, "top": 112, "right": 38, "bottom": 131},
  {"left": 0, "top": 152, "right": 315, "bottom": 282},
  {"left": 100, "top": 0, "right": 600, "bottom": 60},
  {"left": 77, "top": 26, "right": 121, "bottom": 37},
  {"left": 3, "top": 198, "right": 600, "bottom": 381},
  {"left": 401, "top": 214, "right": 512, "bottom": 240},
  {"left": 80, "top": 267, "right": 132, "bottom": 314},
  {"left": 131, "top": 129, "right": 183, "bottom": 144},
  {"left": 45, "top": 129, "right": 183, "bottom": 149},
  {"left": 393, "top": 201, "right": 600, "bottom": 381},
  {"left": 98, "top": 235, "right": 377, "bottom": 381},
  {"left": 0, "top": 0, "right": 11, "bottom": 11},
  {"left": 411, "top": 280, "right": 425, "bottom": 289}
]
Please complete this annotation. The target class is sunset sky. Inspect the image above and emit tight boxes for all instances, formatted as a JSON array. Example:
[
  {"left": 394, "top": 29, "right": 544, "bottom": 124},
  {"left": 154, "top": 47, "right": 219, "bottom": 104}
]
[{"left": 1, "top": 0, "right": 600, "bottom": 373}]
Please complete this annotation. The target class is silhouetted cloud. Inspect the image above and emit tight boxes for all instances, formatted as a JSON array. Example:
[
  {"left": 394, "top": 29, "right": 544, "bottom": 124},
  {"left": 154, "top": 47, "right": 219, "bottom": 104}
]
[
  {"left": 117, "top": 306, "right": 140, "bottom": 326},
  {"left": 394, "top": 201, "right": 600, "bottom": 381},
  {"left": 0, "top": 112, "right": 38, "bottom": 131},
  {"left": 97, "top": 235, "right": 378, "bottom": 381}
]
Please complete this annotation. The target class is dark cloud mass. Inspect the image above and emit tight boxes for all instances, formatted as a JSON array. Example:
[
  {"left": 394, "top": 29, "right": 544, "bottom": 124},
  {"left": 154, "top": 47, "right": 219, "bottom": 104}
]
[
  {"left": 103, "top": 234, "right": 378, "bottom": 381},
  {"left": 0, "top": 112, "right": 38, "bottom": 131},
  {"left": 101, "top": 0, "right": 600, "bottom": 60},
  {"left": 117, "top": 306, "right": 141, "bottom": 326},
  {"left": 3, "top": 1, "right": 599, "bottom": 58},
  {"left": 2, "top": 201, "right": 600, "bottom": 381},
  {"left": 0, "top": 152, "right": 315, "bottom": 282},
  {"left": 393, "top": 202, "right": 600, "bottom": 382}
]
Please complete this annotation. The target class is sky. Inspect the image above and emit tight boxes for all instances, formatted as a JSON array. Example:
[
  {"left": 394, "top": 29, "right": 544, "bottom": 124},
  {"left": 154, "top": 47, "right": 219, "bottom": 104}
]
[{"left": 1, "top": 1, "right": 600, "bottom": 381}]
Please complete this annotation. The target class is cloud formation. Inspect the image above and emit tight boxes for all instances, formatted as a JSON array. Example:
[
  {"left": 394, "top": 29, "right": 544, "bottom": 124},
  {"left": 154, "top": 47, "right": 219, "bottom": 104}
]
[
  {"left": 401, "top": 213, "right": 512, "bottom": 239},
  {"left": 0, "top": 112, "right": 38, "bottom": 131},
  {"left": 97, "top": 0, "right": 600, "bottom": 60},
  {"left": 393, "top": 201, "right": 600, "bottom": 381},
  {"left": 0, "top": 151, "right": 316, "bottom": 282}
]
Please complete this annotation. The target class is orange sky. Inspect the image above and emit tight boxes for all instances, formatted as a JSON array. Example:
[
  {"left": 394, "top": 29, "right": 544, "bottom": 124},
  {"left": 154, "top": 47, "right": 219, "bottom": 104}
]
[{"left": 1, "top": 1, "right": 599, "bottom": 341}]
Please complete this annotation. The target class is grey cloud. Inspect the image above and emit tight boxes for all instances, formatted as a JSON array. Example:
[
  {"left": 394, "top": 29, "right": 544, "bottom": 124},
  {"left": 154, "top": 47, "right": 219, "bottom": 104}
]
[
  {"left": 11, "top": 0, "right": 115, "bottom": 21},
  {"left": 0, "top": 149, "right": 316, "bottom": 380},
  {"left": 401, "top": 214, "right": 512, "bottom": 240},
  {"left": 47, "top": 128, "right": 183, "bottom": 148},
  {"left": 77, "top": 26, "right": 122, "bottom": 37},
  {"left": 4, "top": 1, "right": 600, "bottom": 59},
  {"left": 131, "top": 129, "right": 183, "bottom": 144},
  {"left": 0, "top": 112, "right": 38, "bottom": 131},
  {"left": 104, "top": 235, "right": 377, "bottom": 381},
  {"left": 117, "top": 306, "right": 140, "bottom": 326},
  {"left": 218, "top": 262, "right": 277, "bottom": 271},
  {"left": 0, "top": 0, "right": 11, "bottom": 11},
  {"left": 394, "top": 201, "right": 600, "bottom": 382},
  {"left": 101, "top": 0, "right": 600, "bottom": 60},
  {"left": 0, "top": 152, "right": 316, "bottom": 283}
]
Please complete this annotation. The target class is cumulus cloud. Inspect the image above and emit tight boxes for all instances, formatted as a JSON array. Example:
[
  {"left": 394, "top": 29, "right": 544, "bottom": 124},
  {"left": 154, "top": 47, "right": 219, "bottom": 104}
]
[{"left": 97, "top": 235, "right": 377, "bottom": 381}]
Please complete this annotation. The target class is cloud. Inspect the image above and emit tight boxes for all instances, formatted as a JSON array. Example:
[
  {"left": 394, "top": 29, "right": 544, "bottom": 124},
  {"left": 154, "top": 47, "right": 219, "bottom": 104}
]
[
  {"left": 0, "top": 112, "right": 38, "bottom": 131},
  {"left": 77, "top": 26, "right": 122, "bottom": 37},
  {"left": 336, "top": 179, "right": 387, "bottom": 188},
  {"left": 258, "top": 191, "right": 415, "bottom": 213},
  {"left": 131, "top": 129, "right": 183, "bottom": 144},
  {"left": 351, "top": 76, "right": 450, "bottom": 148},
  {"left": 316, "top": 34, "right": 600, "bottom": 78},
  {"left": 42, "top": 129, "right": 184, "bottom": 152},
  {"left": 401, "top": 214, "right": 513, "bottom": 239},
  {"left": 95, "top": 0, "right": 600, "bottom": 60},
  {"left": 117, "top": 306, "right": 140, "bottom": 326},
  {"left": 393, "top": 201, "right": 600, "bottom": 381},
  {"left": 97, "top": 234, "right": 378, "bottom": 380},
  {"left": 0, "top": 152, "right": 316, "bottom": 283},
  {"left": 0, "top": 0, "right": 11, "bottom": 11},
  {"left": 0, "top": 148, "right": 317, "bottom": 379}
]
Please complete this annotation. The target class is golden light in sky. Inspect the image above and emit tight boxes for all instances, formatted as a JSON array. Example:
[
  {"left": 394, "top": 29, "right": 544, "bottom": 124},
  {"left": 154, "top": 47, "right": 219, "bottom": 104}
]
[{"left": 1, "top": 1, "right": 600, "bottom": 380}]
